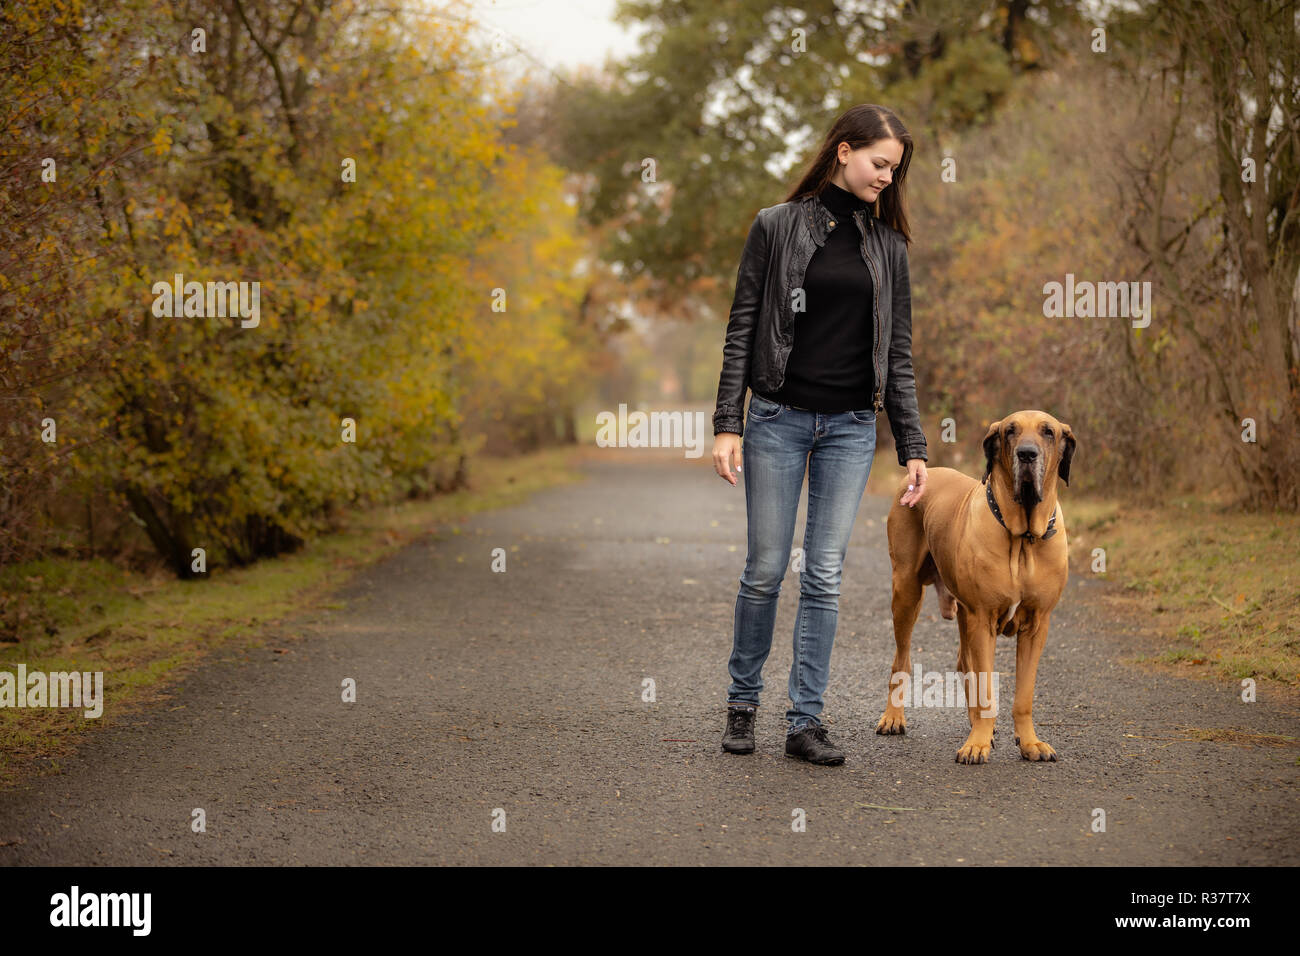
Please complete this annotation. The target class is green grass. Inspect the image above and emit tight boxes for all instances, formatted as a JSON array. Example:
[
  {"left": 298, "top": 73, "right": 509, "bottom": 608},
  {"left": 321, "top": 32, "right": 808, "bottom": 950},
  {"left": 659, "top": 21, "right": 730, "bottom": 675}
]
[
  {"left": 0, "top": 446, "right": 587, "bottom": 789},
  {"left": 1064, "top": 491, "right": 1300, "bottom": 688}
]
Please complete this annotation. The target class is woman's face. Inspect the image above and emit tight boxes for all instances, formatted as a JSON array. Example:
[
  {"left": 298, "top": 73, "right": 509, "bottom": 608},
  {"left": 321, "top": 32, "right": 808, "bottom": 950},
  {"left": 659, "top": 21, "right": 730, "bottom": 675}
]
[{"left": 837, "top": 137, "right": 904, "bottom": 202}]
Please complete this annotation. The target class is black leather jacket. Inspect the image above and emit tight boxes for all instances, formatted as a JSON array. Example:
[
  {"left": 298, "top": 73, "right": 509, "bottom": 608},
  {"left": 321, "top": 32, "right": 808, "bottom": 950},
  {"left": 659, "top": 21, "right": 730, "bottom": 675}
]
[{"left": 712, "top": 192, "right": 928, "bottom": 466}]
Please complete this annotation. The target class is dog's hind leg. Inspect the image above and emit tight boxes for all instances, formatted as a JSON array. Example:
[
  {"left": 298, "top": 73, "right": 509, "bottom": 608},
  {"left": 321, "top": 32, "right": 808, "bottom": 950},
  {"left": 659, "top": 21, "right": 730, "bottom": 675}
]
[{"left": 877, "top": 496, "right": 926, "bottom": 735}]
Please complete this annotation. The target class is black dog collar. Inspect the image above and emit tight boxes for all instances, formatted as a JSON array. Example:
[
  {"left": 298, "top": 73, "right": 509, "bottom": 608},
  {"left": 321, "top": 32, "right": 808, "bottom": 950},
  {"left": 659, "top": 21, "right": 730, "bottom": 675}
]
[{"left": 983, "top": 477, "right": 1058, "bottom": 542}]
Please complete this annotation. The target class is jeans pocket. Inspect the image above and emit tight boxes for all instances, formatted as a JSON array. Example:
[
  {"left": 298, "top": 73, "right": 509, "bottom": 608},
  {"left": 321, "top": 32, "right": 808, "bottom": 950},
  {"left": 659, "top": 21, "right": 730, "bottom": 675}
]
[
  {"left": 748, "top": 393, "right": 784, "bottom": 421},
  {"left": 849, "top": 408, "right": 876, "bottom": 424}
]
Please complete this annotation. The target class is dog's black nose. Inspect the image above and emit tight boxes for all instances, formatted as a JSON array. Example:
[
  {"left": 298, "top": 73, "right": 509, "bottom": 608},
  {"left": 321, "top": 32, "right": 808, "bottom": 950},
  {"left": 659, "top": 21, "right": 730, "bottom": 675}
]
[{"left": 1016, "top": 445, "right": 1038, "bottom": 462}]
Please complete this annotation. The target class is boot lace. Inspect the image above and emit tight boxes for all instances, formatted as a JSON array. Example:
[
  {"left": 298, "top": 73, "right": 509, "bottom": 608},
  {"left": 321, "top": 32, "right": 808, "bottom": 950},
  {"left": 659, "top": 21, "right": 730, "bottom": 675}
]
[{"left": 728, "top": 709, "right": 754, "bottom": 735}]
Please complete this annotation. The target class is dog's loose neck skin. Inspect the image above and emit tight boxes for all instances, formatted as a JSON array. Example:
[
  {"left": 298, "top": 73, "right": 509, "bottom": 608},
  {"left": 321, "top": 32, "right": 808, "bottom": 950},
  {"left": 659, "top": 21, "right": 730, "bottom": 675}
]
[{"left": 987, "top": 469, "right": 1059, "bottom": 542}]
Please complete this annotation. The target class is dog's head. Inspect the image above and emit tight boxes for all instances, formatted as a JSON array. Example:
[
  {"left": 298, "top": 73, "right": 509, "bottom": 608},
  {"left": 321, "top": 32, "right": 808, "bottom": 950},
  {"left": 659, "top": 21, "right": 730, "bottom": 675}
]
[{"left": 982, "top": 410, "right": 1076, "bottom": 506}]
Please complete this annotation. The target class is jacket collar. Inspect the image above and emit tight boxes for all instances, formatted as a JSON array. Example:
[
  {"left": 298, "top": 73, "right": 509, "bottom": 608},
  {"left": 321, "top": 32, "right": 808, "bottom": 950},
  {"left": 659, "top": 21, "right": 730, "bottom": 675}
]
[{"left": 798, "top": 191, "right": 874, "bottom": 246}]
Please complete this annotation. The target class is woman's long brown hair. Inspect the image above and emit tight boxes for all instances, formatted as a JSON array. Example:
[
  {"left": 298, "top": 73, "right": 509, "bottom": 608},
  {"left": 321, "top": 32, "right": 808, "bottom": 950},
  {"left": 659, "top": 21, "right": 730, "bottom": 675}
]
[{"left": 783, "top": 104, "right": 913, "bottom": 244}]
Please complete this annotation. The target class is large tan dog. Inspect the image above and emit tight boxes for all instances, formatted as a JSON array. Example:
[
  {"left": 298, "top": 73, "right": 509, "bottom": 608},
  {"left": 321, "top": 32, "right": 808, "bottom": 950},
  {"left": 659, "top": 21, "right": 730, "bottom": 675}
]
[{"left": 876, "top": 410, "right": 1076, "bottom": 764}]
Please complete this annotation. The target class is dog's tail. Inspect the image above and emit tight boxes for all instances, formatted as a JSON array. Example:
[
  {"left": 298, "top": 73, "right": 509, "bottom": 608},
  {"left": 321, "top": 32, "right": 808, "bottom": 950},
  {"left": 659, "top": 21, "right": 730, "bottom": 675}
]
[{"left": 934, "top": 572, "right": 958, "bottom": 620}]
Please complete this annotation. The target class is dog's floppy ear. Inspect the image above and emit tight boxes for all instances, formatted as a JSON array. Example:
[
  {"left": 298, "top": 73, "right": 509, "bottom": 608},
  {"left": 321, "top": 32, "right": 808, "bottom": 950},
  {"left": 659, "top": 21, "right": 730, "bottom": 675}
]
[
  {"left": 1057, "top": 423, "right": 1076, "bottom": 486},
  {"left": 981, "top": 420, "right": 1002, "bottom": 484}
]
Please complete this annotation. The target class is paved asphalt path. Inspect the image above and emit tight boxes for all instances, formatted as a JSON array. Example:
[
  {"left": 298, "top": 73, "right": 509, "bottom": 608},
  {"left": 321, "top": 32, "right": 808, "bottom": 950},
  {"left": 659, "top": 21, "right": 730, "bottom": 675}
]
[{"left": 1, "top": 446, "right": 1297, "bottom": 865}]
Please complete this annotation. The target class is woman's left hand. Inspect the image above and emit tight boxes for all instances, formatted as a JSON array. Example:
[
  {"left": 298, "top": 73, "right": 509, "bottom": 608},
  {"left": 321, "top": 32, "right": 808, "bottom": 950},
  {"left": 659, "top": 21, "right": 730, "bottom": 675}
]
[{"left": 900, "top": 459, "right": 927, "bottom": 508}]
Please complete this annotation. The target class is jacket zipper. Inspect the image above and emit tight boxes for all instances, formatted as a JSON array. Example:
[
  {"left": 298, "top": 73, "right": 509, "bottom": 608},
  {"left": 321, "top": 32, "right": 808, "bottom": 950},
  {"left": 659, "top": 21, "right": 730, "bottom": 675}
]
[{"left": 856, "top": 211, "right": 884, "bottom": 412}]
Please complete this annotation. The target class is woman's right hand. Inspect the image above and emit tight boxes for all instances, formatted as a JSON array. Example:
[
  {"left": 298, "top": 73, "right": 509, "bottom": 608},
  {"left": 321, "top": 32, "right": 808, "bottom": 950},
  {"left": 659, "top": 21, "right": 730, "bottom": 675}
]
[{"left": 713, "top": 433, "right": 743, "bottom": 485}]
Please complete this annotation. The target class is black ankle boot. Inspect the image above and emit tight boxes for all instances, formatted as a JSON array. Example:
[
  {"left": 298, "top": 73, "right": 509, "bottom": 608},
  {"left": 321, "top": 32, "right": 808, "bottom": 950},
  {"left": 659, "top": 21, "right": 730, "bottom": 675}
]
[
  {"left": 722, "top": 705, "right": 757, "bottom": 754},
  {"left": 785, "top": 724, "right": 845, "bottom": 765}
]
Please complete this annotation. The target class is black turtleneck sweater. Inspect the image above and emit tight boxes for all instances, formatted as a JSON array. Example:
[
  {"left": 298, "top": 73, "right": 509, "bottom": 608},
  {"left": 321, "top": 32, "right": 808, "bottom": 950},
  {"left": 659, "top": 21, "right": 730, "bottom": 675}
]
[{"left": 764, "top": 180, "right": 875, "bottom": 413}]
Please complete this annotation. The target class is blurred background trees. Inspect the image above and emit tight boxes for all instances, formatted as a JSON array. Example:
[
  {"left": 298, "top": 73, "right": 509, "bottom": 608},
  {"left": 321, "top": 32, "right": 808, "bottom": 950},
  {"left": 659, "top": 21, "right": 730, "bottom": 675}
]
[
  {"left": 2, "top": 0, "right": 1296, "bottom": 596},
  {"left": 545, "top": 0, "right": 1299, "bottom": 506},
  {"left": 1, "top": 0, "right": 597, "bottom": 580}
]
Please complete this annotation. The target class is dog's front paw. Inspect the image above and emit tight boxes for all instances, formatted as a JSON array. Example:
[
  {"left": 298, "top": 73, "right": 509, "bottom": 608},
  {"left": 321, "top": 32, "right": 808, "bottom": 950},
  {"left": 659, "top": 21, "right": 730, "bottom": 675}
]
[
  {"left": 1015, "top": 736, "right": 1057, "bottom": 761},
  {"left": 875, "top": 708, "right": 907, "bottom": 735},
  {"left": 955, "top": 735, "right": 992, "bottom": 764}
]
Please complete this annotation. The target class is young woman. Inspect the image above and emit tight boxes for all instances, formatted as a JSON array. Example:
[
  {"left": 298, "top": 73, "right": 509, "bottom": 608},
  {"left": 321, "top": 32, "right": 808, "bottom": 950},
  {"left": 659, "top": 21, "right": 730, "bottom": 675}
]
[{"left": 710, "top": 105, "right": 929, "bottom": 765}]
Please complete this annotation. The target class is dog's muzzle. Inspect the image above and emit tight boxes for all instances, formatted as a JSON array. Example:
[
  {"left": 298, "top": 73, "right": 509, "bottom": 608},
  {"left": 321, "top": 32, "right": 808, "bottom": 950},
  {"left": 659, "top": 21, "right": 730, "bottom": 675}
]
[{"left": 1013, "top": 444, "right": 1045, "bottom": 505}]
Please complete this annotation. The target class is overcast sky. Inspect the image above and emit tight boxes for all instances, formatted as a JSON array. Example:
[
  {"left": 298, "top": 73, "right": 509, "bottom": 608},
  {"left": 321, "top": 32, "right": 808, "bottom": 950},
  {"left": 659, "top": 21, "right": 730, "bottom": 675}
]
[
  {"left": 466, "top": 0, "right": 644, "bottom": 75},
  {"left": 463, "top": 0, "right": 1123, "bottom": 76}
]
